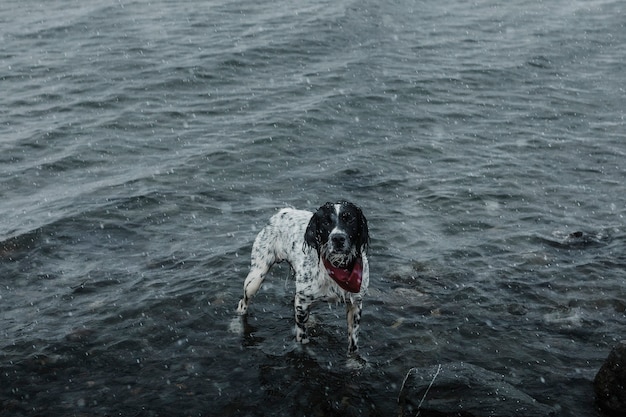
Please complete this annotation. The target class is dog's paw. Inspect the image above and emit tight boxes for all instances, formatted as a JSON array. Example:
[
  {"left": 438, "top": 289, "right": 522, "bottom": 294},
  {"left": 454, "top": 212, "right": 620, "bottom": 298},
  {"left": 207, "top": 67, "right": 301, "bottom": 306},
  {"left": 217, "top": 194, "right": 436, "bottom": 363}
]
[
  {"left": 295, "top": 330, "right": 309, "bottom": 345},
  {"left": 346, "top": 353, "right": 368, "bottom": 370},
  {"left": 236, "top": 299, "right": 247, "bottom": 315},
  {"left": 228, "top": 317, "right": 243, "bottom": 335}
]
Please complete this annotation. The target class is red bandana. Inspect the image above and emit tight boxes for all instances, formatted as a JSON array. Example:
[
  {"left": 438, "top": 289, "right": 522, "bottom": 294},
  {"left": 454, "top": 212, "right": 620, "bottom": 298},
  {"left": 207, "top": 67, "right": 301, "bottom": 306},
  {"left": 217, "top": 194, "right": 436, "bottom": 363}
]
[{"left": 322, "top": 257, "right": 363, "bottom": 293}]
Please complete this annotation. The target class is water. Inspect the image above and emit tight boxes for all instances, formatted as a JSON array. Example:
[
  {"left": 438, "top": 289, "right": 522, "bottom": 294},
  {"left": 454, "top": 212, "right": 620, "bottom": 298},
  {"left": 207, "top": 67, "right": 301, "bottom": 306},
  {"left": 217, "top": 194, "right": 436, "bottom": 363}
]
[{"left": 1, "top": 0, "right": 625, "bottom": 415}]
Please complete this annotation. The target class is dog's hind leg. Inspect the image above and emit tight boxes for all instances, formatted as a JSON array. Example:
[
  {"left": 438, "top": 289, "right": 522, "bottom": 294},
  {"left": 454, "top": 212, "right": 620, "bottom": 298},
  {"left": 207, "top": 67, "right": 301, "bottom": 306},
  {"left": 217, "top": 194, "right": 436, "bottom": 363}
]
[{"left": 237, "top": 227, "right": 277, "bottom": 315}]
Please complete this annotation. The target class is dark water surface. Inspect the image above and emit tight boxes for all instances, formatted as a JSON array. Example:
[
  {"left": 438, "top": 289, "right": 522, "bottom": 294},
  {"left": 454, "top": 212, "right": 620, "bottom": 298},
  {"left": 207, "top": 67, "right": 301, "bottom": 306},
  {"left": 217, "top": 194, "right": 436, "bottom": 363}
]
[{"left": 2, "top": 0, "right": 625, "bottom": 415}]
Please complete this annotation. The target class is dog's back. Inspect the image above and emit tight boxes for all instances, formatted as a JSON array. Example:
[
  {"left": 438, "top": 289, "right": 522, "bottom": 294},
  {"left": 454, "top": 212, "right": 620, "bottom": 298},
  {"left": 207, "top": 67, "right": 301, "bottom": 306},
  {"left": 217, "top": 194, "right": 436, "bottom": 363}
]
[{"left": 261, "top": 208, "right": 312, "bottom": 265}]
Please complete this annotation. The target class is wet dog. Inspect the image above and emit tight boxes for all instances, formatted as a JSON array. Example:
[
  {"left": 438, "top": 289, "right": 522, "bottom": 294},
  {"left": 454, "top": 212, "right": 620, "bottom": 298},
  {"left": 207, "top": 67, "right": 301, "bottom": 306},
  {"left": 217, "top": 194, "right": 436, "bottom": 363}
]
[{"left": 237, "top": 201, "right": 369, "bottom": 353}]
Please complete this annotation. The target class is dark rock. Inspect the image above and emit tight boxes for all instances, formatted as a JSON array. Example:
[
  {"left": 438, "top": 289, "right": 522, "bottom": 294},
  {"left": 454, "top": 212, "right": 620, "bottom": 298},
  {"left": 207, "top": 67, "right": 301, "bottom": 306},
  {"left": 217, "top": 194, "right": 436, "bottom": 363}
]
[
  {"left": 398, "top": 362, "right": 556, "bottom": 417},
  {"left": 594, "top": 341, "right": 626, "bottom": 416}
]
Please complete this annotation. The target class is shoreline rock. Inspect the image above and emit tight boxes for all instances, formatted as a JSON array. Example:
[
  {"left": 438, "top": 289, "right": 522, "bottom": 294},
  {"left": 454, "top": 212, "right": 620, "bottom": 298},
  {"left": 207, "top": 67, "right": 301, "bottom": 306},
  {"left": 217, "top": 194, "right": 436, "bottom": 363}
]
[
  {"left": 594, "top": 341, "right": 626, "bottom": 416},
  {"left": 398, "top": 362, "right": 556, "bottom": 417}
]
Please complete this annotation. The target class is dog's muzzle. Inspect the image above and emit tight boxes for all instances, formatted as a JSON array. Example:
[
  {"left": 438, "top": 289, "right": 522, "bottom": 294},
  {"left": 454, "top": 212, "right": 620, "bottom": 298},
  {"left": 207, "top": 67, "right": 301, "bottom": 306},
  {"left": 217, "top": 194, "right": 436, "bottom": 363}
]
[
  {"left": 325, "top": 232, "right": 354, "bottom": 268},
  {"left": 330, "top": 232, "right": 350, "bottom": 253}
]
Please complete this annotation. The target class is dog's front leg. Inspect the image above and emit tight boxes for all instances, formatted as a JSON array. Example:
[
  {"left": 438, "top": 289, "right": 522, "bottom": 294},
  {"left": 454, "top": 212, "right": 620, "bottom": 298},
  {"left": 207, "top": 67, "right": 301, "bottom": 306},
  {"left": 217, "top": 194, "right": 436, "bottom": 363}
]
[
  {"left": 346, "top": 299, "right": 362, "bottom": 353},
  {"left": 294, "top": 293, "right": 312, "bottom": 344}
]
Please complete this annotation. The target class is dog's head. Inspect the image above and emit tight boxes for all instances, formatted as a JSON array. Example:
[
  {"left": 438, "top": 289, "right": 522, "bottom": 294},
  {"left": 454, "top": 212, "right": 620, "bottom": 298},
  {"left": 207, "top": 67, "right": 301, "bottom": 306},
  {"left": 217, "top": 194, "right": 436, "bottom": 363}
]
[{"left": 304, "top": 201, "right": 369, "bottom": 268}]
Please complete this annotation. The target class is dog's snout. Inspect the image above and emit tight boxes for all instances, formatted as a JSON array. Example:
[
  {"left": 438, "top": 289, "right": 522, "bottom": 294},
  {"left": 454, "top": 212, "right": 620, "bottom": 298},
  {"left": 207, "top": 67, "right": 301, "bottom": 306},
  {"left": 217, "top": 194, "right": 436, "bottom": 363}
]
[{"left": 331, "top": 233, "right": 347, "bottom": 248}]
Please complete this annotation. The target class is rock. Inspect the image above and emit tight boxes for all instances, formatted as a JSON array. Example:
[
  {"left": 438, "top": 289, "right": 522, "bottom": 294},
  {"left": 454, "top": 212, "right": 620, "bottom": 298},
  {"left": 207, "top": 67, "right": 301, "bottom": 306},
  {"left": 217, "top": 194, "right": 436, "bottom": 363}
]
[
  {"left": 594, "top": 341, "right": 626, "bottom": 416},
  {"left": 398, "top": 362, "right": 556, "bottom": 417}
]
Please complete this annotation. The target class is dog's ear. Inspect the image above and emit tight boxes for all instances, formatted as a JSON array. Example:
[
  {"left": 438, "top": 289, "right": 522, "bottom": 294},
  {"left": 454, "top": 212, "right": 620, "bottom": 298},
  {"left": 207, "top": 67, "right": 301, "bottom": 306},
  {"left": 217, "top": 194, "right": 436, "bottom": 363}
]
[
  {"left": 303, "top": 211, "right": 320, "bottom": 254},
  {"left": 356, "top": 206, "right": 370, "bottom": 255}
]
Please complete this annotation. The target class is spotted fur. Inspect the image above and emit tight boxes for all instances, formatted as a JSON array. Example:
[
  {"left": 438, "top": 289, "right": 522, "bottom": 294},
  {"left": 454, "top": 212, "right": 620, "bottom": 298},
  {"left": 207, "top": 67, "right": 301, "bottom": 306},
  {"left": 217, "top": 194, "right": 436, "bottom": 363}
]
[{"left": 236, "top": 201, "right": 370, "bottom": 353}]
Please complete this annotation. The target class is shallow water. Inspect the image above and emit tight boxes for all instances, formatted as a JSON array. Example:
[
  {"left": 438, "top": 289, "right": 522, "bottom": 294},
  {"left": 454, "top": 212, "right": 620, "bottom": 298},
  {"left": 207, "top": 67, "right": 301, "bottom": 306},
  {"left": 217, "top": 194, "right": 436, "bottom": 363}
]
[{"left": 1, "top": 0, "right": 625, "bottom": 415}]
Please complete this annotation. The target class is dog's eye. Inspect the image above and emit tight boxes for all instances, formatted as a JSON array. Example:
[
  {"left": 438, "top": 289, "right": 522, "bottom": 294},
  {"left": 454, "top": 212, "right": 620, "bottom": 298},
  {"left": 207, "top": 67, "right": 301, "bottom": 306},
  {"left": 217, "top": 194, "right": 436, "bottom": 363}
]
[{"left": 342, "top": 213, "right": 355, "bottom": 223}]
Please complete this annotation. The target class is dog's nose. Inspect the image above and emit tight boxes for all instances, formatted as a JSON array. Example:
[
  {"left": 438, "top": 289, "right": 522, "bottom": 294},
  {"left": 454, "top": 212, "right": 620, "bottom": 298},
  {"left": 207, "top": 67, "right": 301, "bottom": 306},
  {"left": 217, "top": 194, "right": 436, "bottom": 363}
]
[{"left": 331, "top": 234, "right": 346, "bottom": 247}]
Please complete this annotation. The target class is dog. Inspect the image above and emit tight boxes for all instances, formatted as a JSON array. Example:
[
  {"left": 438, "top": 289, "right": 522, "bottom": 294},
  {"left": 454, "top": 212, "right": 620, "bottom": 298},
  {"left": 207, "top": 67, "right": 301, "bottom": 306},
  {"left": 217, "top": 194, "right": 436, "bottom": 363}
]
[{"left": 236, "top": 201, "right": 370, "bottom": 353}]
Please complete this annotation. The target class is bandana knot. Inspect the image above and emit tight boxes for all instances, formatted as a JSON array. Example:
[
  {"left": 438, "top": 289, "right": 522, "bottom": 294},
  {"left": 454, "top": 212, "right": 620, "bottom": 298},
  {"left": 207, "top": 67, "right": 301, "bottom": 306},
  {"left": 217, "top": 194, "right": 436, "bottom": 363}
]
[{"left": 322, "top": 257, "right": 363, "bottom": 293}]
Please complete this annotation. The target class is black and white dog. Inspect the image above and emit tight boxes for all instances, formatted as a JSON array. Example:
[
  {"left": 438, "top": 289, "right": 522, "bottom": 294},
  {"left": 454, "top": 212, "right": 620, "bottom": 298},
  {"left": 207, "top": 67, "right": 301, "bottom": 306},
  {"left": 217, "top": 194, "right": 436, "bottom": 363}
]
[{"left": 237, "top": 201, "right": 370, "bottom": 353}]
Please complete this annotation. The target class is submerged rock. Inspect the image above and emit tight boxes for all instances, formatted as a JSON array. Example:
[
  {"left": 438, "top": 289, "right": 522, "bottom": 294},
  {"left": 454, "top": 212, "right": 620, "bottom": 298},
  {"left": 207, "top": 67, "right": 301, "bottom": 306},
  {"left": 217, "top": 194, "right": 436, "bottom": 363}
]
[
  {"left": 398, "top": 362, "right": 556, "bottom": 417},
  {"left": 594, "top": 341, "right": 626, "bottom": 416}
]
